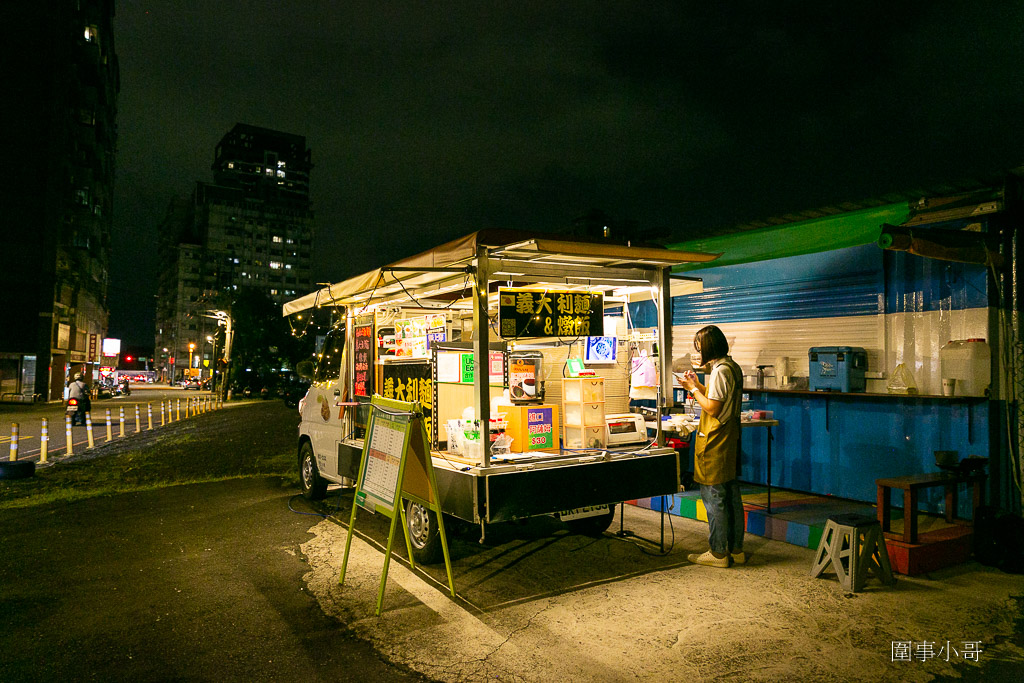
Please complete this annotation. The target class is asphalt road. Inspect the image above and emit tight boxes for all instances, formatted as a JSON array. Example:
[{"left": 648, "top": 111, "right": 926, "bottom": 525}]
[
  {"left": 0, "top": 476, "right": 431, "bottom": 682},
  {"left": 1, "top": 385, "right": 218, "bottom": 460}
]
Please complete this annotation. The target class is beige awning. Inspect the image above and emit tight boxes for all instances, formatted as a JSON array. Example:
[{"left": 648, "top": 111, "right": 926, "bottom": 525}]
[{"left": 282, "top": 229, "right": 720, "bottom": 316}]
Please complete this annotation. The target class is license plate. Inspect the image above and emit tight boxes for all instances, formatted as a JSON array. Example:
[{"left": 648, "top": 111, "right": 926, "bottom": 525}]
[
  {"left": 67, "top": 405, "right": 77, "bottom": 412},
  {"left": 558, "top": 505, "right": 609, "bottom": 521}
]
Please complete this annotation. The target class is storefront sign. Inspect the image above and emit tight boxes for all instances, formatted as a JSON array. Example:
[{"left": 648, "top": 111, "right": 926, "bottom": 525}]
[
  {"left": 498, "top": 288, "right": 603, "bottom": 339},
  {"left": 526, "top": 406, "right": 554, "bottom": 449},
  {"left": 87, "top": 334, "right": 99, "bottom": 363},
  {"left": 353, "top": 322, "right": 375, "bottom": 397},
  {"left": 380, "top": 362, "right": 433, "bottom": 439},
  {"left": 461, "top": 353, "right": 474, "bottom": 383}
]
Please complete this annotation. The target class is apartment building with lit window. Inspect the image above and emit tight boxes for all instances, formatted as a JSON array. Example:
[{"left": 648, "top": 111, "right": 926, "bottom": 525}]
[
  {"left": 154, "top": 124, "right": 314, "bottom": 382},
  {"left": 1, "top": 0, "right": 119, "bottom": 401}
]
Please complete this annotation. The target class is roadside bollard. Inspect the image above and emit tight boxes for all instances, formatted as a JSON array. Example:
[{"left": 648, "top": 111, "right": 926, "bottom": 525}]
[
  {"left": 9, "top": 423, "right": 18, "bottom": 461},
  {"left": 119, "top": 406, "right": 125, "bottom": 437},
  {"left": 105, "top": 409, "right": 113, "bottom": 441},
  {"left": 176, "top": 398, "right": 181, "bottom": 421},
  {"left": 40, "top": 418, "right": 48, "bottom": 463},
  {"left": 147, "top": 403, "right": 153, "bottom": 430},
  {"left": 66, "top": 414, "right": 73, "bottom": 456},
  {"left": 160, "top": 401, "right": 166, "bottom": 426},
  {"left": 85, "top": 413, "right": 95, "bottom": 448},
  {"left": 135, "top": 404, "right": 141, "bottom": 433}
]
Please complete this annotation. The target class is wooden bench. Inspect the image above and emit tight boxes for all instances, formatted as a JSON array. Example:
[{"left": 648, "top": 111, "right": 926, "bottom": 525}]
[{"left": 876, "top": 472, "right": 986, "bottom": 544}]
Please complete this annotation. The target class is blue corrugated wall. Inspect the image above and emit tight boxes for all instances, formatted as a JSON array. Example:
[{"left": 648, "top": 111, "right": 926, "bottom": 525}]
[{"left": 646, "top": 232, "right": 1006, "bottom": 515}]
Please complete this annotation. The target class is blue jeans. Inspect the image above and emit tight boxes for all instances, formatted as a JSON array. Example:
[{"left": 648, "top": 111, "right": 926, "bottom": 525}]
[{"left": 700, "top": 479, "right": 745, "bottom": 555}]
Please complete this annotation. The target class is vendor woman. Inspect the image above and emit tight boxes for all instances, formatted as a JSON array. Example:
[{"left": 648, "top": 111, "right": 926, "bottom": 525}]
[{"left": 675, "top": 325, "right": 746, "bottom": 568}]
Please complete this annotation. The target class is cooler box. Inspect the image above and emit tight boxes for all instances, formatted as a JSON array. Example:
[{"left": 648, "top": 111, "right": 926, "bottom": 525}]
[{"left": 808, "top": 346, "right": 867, "bottom": 392}]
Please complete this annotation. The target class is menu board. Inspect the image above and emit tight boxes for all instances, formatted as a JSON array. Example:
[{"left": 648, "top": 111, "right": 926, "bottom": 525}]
[
  {"left": 355, "top": 412, "right": 408, "bottom": 513},
  {"left": 395, "top": 314, "right": 447, "bottom": 358},
  {"left": 380, "top": 362, "right": 433, "bottom": 440},
  {"left": 353, "top": 322, "right": 375, "bottom": 397},
  {"left": 498, "top": 288, "right": 603, "bottom": 339}
]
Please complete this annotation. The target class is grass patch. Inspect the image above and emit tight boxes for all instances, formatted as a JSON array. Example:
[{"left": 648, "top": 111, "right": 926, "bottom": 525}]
[{"left": 0, "top": 401, "right": 302, "bottom": 510}]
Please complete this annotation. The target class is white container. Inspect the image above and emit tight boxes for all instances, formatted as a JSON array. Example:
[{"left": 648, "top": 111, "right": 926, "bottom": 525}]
[
  {"left": 939, "top": 339, "right": 991, "bottom": 397},
  {"left": 564, "top": 401, "right": 605, "bottom": 426},
  {"left": 564, "top": 425, "right": 606, "bottom": 449},
  {"left": 564, "top": 378, "right": 605, "bottom": 403}
]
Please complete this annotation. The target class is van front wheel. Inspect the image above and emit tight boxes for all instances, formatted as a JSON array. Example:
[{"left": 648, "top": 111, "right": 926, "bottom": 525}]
[{"left": 299, "top": 442, "right": 327, "bottom": 501}]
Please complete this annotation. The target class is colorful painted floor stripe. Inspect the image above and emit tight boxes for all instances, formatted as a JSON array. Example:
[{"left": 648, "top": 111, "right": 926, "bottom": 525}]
[{"left": 628, "top": 486, "right": 958, "bottom": 551}]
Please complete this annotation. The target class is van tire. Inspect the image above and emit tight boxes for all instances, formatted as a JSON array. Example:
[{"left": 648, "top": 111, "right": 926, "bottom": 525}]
[
  {"left": 0, "top": 460, "right": 36, "bottom": 480},
  {"left": 564, "top": 504, "right": 616, "bottom": 536},
  {"left": 406, "top": 500, "right": 442, "bottom": 564},
  {"left": 299, "top": 442, "right": 327, "bottom": 501}
]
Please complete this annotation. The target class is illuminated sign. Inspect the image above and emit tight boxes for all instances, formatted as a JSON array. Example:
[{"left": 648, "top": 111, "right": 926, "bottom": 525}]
[{"left": 498, "top": 289, "right": 603, "bottom": 339}]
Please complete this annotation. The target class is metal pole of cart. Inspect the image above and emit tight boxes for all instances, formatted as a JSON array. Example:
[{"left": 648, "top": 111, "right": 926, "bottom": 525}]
[{"left": 473, "top": 245, "right": 491, "bottom": 469}]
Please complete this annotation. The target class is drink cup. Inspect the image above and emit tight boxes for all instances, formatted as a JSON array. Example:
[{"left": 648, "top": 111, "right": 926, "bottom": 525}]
[{"left": 942, "top": 378, "right": 956, "bottom": 397}]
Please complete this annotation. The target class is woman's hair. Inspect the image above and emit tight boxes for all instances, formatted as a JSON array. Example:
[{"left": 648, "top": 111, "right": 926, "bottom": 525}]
[{"left": 694, "top": 325, "right": 729, "bottom": 362}]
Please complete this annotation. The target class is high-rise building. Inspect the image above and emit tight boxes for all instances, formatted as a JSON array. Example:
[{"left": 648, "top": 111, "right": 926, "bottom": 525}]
[
  {"left": 154, "top": 124, "right": 314, "bottom": 382},
  {"left": 1, "top": 0, "right": 119, "bottom": 401}
]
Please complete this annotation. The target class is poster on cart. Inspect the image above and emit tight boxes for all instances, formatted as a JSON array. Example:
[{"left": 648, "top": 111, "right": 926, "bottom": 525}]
[
  {"left": 498, "top": 288, "right": 603, "bottom": 339},
  {"left": 353, "top": 321, "right": 375, "bottom": 397},
  {"left": 380, "top": 361, "right": 433, "bottom": 441}
]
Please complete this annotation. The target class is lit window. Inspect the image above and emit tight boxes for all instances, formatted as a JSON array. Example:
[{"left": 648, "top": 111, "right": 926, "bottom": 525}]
[
  {"left": 84, "top": 26, "right": 98, "bottom": 42},
  {"left": 272, "top": 236, "right": 282, "bottom": 243},
  {"left": 286, "top": 238, "right": 295, "bottom": 244},
  {"left": 270, "top": 289, "right": 278, "bottom": 295},
  {"left": 277, "top": 160, "right": 286, "bottom": 168},
  {"left": 269, "top": 261, "right": 282, "bottom": 270},
  {"left": 227, "top": 162, "right": 234, "bottom": 169},
  {"left": 284, "top": 263, "right": 293, "bottom": 270},
  {"left": 233, "top": 258, "right": 239, "bottom": 264},
  {"left": 265, "top": 168, "right": 274, "bottom": 176},
  {"left": 276, "top": 169, "right": 286, "bottom": 178}
]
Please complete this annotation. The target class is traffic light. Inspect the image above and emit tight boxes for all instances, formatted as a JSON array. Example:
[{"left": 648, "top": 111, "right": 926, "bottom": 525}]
[{"left": 125, "top": 355, "right": 133, "bottom": 362}]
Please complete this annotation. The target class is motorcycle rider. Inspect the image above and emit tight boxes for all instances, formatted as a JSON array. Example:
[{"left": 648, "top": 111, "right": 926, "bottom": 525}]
[{"left": 67, "top": 373, "right": 91, "bottom": 426}]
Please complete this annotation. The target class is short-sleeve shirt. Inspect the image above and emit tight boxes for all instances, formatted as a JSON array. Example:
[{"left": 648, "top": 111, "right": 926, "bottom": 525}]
[{"left": 705, "top": 356, "right": 742, "bottom": 423}]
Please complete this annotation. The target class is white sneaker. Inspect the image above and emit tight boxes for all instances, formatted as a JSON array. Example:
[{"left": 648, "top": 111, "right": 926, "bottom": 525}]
[
  {"left": 731, "top": 551, "right": 747, "bottom": 565},
  {"left": 687, "top": 550, "right": 730, "bottom": 568}
]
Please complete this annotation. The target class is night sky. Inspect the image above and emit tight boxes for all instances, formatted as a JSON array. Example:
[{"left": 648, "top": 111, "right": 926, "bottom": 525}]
[{"left": 109, "top": 1, "right": 1024, "bottom": 345}]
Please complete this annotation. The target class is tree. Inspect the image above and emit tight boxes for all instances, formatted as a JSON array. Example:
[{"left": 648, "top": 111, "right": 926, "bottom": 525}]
[{"left": 227, "top": 288, "right": 309, "bottom": 389}]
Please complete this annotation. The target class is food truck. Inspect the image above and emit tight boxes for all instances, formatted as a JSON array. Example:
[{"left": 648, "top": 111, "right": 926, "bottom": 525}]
[{"left": 282, "top": 230, "right": 719, "bottom": 562}]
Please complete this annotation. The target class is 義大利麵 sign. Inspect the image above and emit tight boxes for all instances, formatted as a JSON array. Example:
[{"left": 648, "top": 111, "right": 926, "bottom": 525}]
[{"left": 498, "top": 288, "right": 603, "bottom": 339}]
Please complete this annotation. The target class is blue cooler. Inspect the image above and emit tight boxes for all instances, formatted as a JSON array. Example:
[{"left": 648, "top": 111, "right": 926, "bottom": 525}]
[{"left": 809, "top": 346, "right": 867, "bottom": 392}]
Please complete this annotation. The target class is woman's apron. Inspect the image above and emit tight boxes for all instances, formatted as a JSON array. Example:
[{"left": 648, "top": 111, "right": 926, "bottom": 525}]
[{"left": 693, "top": 362, "right": 742, "bottom": 486}]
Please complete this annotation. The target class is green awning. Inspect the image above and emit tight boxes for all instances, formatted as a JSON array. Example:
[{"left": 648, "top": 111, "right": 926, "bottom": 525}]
[{"left": 666, "top": 202, "right": 910, "bottom": 271}]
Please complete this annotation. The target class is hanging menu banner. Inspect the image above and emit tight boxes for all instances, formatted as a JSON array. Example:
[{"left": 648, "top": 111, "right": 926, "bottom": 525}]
[
  {"left": 380, "top": 361, "right": 433, "bottom": 440},
  {"left": 353, "top": 322, "right": 375, "bottom": 397},
  {"left": 498, "top": 288, "right": 603, "bottom": 339}
]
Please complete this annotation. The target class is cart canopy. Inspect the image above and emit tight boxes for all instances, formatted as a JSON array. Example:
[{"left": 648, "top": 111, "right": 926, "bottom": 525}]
[{"left": 283, "top": 229, "right": 720, "bottom": 316}]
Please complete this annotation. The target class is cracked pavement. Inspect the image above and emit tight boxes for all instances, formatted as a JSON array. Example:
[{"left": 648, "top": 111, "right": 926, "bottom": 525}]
[{"left": 300, "top": 497, "right": 1024, "bottom": 682}]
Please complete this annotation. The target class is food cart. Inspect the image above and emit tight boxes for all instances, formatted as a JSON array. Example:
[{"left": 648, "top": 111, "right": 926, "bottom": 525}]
[{"left": 283, "top": 229, "right": 718, "bottom": 562}]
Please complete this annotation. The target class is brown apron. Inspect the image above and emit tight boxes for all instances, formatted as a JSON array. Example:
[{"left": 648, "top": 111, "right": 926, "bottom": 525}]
[{"left": 693, "top": 361, "right": 742, "bottom": 486}]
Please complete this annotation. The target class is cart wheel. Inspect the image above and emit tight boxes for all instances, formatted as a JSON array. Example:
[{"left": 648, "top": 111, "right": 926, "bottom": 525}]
[
  {"left": 564, "top": 504, "right": 616, "bottom": 537},
  {"left": 299, "top": 441, "right": 327, "bottom": 501},
  {"left": 406, "top": 500, "right": 442, "bottom": 564}
]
